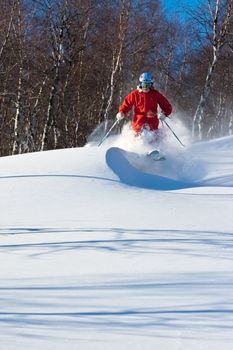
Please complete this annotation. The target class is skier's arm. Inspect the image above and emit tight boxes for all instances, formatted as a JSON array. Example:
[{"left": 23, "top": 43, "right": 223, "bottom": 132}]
[
  {"left": 118, "top": 92, "right": 135, "bottom": 117},
  {"left": 157, "top": 92, "right": 172, "bottom": 117}
]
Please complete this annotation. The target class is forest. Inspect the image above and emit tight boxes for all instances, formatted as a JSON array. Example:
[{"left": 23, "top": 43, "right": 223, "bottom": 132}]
[{"left": 0, "top": 0, "right": 232, "bottom": 156}]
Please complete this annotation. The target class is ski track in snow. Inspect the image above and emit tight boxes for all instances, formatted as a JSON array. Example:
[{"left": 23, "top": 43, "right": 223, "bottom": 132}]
[
  {"left": 1, "top": 227, "right": 233, "bottom": 347},
  {"left": 1, "top": 226, "right": 233, "bottom": 350},
  {"left": 0, "top": 135, "right": 233, "bottom": 349}
]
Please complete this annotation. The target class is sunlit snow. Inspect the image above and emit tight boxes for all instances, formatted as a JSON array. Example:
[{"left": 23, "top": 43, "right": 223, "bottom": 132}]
[{"left": 1, "top": 119, "right": 233, "bottom": 350}]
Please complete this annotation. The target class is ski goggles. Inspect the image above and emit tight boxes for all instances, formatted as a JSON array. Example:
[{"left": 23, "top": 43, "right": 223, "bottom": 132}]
[{"left": 139, "top": 82, "right": 152, "bottom": 89}]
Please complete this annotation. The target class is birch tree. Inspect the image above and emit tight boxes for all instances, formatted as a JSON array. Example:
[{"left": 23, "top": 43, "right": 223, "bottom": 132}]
[
  {"left": 192, "top": 0, "right": 233, "bottom": 140},
  {"left": 0, "top": 1, "right": 15, "bottom": 60},
  {"left": 40, "top": 1, "right": 68, "bottom": 151},
  {"left": 0, "top": 1, "right": 16, "bottom": 154},
  {"left": 103, "top": 0, "right": 131, "bottom": 122},
  {"left": 12, "top": 0, "right": 26, "bottom": 154}
]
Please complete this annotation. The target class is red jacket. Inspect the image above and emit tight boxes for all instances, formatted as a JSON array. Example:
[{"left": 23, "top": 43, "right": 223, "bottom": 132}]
[{"left": 119, "top": 88, "right": 172, "bottom": 133}]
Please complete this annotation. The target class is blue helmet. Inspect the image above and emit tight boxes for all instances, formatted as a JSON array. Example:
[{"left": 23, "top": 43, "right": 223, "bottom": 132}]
[{"left": 139, "top": 72, "right": 154, "bottom": 89}]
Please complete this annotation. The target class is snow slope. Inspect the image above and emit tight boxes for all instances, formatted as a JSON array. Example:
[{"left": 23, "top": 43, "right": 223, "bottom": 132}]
[{"left": 0, "top": 133, "right": 233, "bottom": 350}]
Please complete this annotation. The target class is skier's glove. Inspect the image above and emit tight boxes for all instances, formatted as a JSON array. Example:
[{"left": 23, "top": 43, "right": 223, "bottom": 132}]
[
  {"left": 159, "top": 112, "right": 167, "bottom": 122},
  {"left": 116, "top": 112, "right": 125, "bottom": 121}
]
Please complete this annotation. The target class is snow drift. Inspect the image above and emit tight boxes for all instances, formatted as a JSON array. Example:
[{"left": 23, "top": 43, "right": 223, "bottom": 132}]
[{"left": 105, "top": 135, "right": 233, "bottom": 190}]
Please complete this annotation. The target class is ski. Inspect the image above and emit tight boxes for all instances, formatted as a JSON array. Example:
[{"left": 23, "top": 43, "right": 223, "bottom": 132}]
[{"left": 147, "top": 149, "right": 166, "bottom": 161}]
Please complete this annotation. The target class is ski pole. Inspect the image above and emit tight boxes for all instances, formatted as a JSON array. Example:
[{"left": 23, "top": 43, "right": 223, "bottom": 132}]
[
  {"left": 98, "top": 119, "right": 120, "bottom": 147},
  {"left": 163, "top": 119, "right": 185, "bottom": 147}
]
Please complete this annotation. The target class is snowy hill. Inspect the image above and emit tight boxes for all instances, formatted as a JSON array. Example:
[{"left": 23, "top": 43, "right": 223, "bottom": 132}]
[{"left": 1, "top": 132, "right": 233, "bottom": 350}]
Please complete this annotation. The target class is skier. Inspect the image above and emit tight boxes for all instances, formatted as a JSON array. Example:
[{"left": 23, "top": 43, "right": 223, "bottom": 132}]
[{"left": 116, "top": 72, "right": 172, "bottom": 135}]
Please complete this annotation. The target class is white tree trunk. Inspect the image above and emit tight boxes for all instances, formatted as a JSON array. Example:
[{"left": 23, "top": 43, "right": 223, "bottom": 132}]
[
  {"left": 192, "top": 0, "right": 233, "bottom": 139},
  {"left": 12, "top": 67, "right": 23, "bottom": 154},
  {"left": 12, "top": 1, "right": 24, "bottom": 155},
  {"left": 0, "top": 2, "right": 15, "bottom": 60},
  {"left": 192, "top": 0, "right": 220, "bottom": 140},
  {"left": 192, "top": 51, "right": 218, "bottom": 139},
  {"left": 103, "top": 1, "right": 131, "bottom": 121},
  {"left": 41, "top": 82, "right": 57, "bottom": 151}
]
